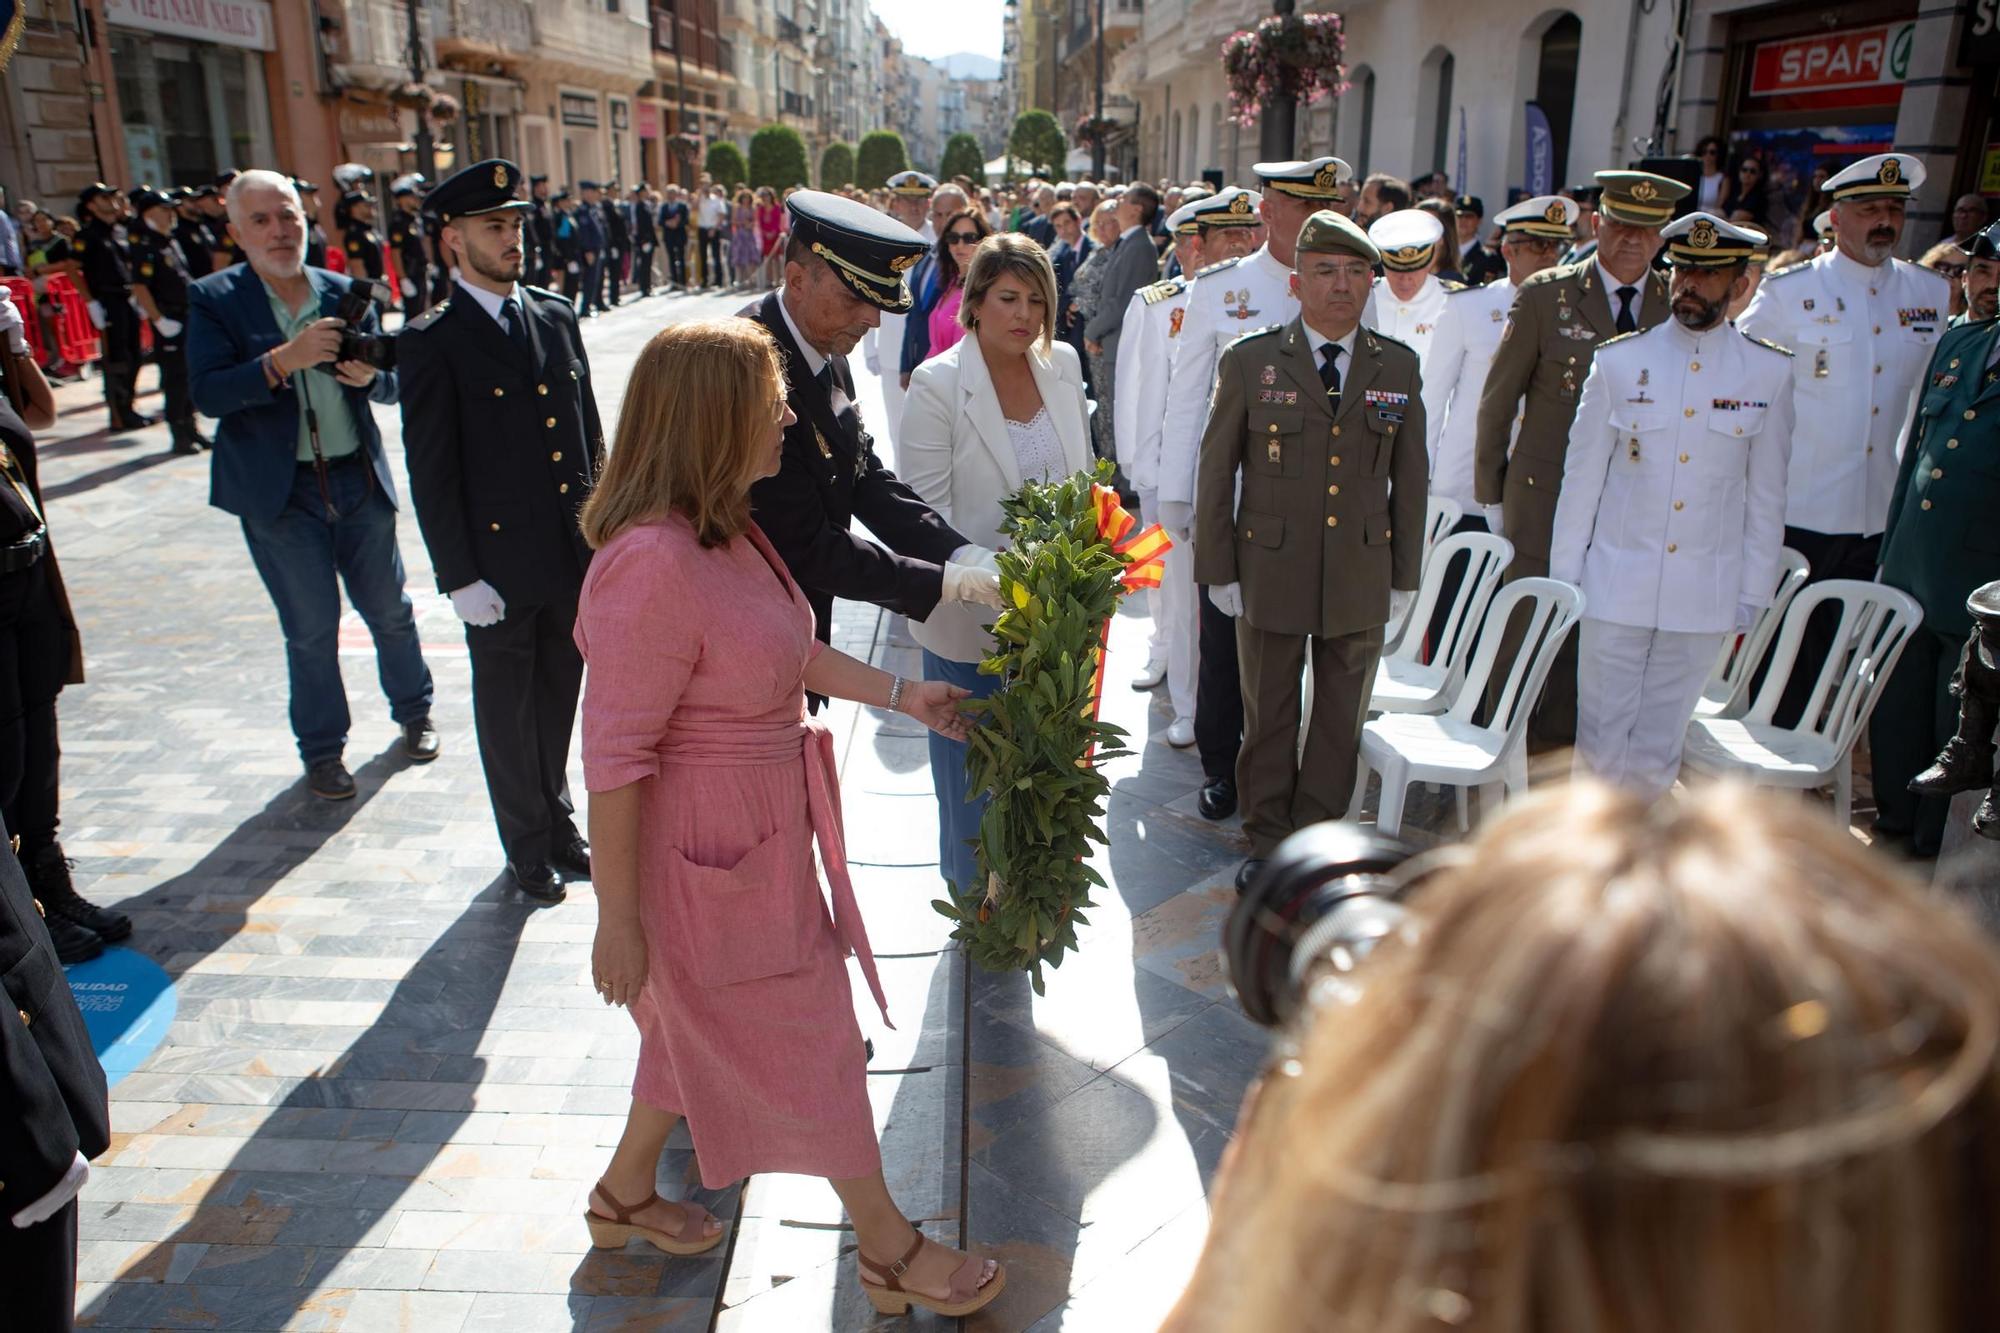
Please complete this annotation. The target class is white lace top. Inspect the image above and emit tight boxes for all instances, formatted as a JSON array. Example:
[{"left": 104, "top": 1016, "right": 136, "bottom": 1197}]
[{"left": 1006, "top": 406, "right": 1066, "bottom": 484}]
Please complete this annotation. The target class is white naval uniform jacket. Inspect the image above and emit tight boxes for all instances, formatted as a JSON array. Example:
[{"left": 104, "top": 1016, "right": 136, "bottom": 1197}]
[
  {"left": 1362, "top": 273, "right": 1451, "bottom": 367},
  {"left": 1112, "top": 275, "right": 1188, "bottom": 494},
  {"left": 1422, "top": 277, "right": 1516, "bottom": 510},
  {"left": 1550, "top": 318, "right": 1795, "bottom": 635},
  {"left": 1735, "top": 248, "right": 1949, "bottom": 536},
  {"left": 1158, "top": 245, "right": 1299, "bottom": 510}
]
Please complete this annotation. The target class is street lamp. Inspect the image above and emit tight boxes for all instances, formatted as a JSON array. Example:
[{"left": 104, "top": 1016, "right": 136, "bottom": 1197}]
[
  {"left": 1258, "top": 0, "right": 1297, "bottom": 163},
  {"left": 1091, "top": 0, "right": 1104, "bottom": 178},
  {"left": 405, "top": 0, "right": 436, "bottom": 180}
]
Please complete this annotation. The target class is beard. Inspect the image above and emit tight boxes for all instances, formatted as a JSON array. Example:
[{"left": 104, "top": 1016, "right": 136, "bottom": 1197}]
[
  {"left": 1858, "top": 227, "right": 1897, "bottom": 265},
  {"left": 1672, "top": 291, "right": 1725, "bottom": 330},
  {"left": 1973, "top": 289, "right": 2000, "bottom": 322},
  {"left": 466, "top": 246, "right": 524, "bottom": 284}
]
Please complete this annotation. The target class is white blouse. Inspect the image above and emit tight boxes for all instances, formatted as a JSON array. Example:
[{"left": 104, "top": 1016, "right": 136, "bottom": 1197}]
[{"left": 1006, "top": 406, "right": 1068, "bottom": 484}]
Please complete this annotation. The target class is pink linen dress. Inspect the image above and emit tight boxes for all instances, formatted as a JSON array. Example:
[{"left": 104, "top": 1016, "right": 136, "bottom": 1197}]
[{"left": 575, "top": 514, "right": 890, "bottom": 1189}]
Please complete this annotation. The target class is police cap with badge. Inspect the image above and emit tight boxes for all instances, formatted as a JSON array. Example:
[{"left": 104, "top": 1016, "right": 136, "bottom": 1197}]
[
  {"left": 1368, "top": 209, "right": 1444, "bottom": 272},
  {"left": 76, "top": 181, "right": 115, "bottom": 211},
  {"left": 1253, "top": 156, "right": 1352, "bottom": 201},
  {"left": 785, "top": 189, "right": 928, "bottom": 312},
  {"left": 1593, "top": 169, "right": 1689, "bottom": 227},
  {"left": 886, "top": 170, "right": 938, "bottom": 198},
  {"left": 127, "top": 186, "right": 175, "bottom": 217},
  {"left": 1192, "top": 187, "right": 1262, "bottom": 232},
  {"left": 1494, "top": 194, "right": 1577, "bottom": 241},
  {"left": 423, "top": 159, "right": 534, "bottom": 227},
  {"left": 1660, "top": 211, "right": 1764, "bottom": 268}
]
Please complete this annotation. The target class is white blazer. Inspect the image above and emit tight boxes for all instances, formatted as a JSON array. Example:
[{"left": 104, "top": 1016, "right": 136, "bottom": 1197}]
[{"left": 900, "top": 335, "right": 1093, "bottom": 662}]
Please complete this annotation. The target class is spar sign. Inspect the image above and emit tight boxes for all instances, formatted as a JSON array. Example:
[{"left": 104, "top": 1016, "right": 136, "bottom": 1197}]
[{"left": 1748, "top": 22, "right": 1914, "bottom": 107}]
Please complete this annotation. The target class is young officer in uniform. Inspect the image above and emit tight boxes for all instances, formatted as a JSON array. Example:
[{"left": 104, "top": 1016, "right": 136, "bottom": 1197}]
[
  {"left": 1738, "top": 152, "right": 1950, "bottom": 728},
  {"left": 1193, "top": 210, "right": 1427, "bottom": 890},
  {"left": 388, "top": 176, "right": 430, "bottom": 314},
  {"left": 73, "top": 183, "right": 149, "bottom": 432},
  {"left": 398, "top": 160, "right": 603, "bottom": 904},
  {"left": 601, "top": 182, "right": 630, "bottom": 307},
  {"left": 1362, "top": 208, "right": 1457, "bottom": 364},
  {"left": 526, "top": 175, "right": 554, "bottom": 288},
  {"left": 744, "top": 189, "right": 1003, "bottom": 658},
  {"left": 1550, "top": 213, "right": 1794, "bottom": 800},
  {"left": 1474, "top": 168, "right": 1685, "bottom": 745},
  {"left": 126, "top": 187, "right": 205, "bottom": 455},
  {"left": 1159, "top": 157, "right": 1347, "bottom": 802},
  {"left": 341, "top": 191, "right": 387, "bottom": 290},
  {"left": 295, "top": 181, "right": 329, "bottom": 269}
]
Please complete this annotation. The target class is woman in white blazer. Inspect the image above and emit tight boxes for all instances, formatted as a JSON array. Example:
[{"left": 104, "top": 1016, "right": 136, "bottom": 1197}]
[{"left": 900, "top": 233, "right": 1094, "bottom": 894}]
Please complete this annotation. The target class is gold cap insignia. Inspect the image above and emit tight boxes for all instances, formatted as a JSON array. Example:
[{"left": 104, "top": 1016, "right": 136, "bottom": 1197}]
[
  {"left": 1388, "top": 245, "right": 1428, "bottom": 264},
  {"left": 890, "top": 253, "right": 918, "bottom": 273},
  {"left": 1880, "top": 157, "right": 1901, "bottom": 186},
  {"left": 1690, "top": 218, "right": 1717, "bottom": 249},
  {"left": 1544, "top": 201, "right": 1566, "bottom": 224},
  {"left": 1631, "top": 181, "right": 1658, "bottom": 202},
  {"left": 1313, "top": 167, "right": 1338, "bottom": 189},
  {"left": 1230, "top": 193, "right": 1251, "bottom": 214},
  {"left": 493, "top": 163, "right": 507, "bottom": 189}
]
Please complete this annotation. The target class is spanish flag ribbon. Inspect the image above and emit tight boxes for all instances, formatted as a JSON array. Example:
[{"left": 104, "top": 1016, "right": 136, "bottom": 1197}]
[{"left": 1090, "top": 484, "right": 1172, "bottom": 590}]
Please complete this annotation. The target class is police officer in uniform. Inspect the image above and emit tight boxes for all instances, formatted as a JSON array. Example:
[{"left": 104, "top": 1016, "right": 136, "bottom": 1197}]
[
  {"left": 1363, "top": 208, "right": 1458, "bottom": 365},
  {"left": 1475, "top": 168, "right": 1685, "bottom": 745},
  {"left": 1551, "top": 213, "right": 1795, "bottom": 799},
  {"left": 1194, "top": 210, "right": 1427, "bottom": 889},
  {"left": 1738, "top": 152, "right": 1951, "bottom": 728},
  {"left": 397, "top": 160, "right": 603, "bottom": 904},
  {"left": 126, "top": 187, "right": 204, "bottom": 455},
  {"left": 630, "top": 183, "right": 658, "bottom": 297},
  {"left": 601, "top": 181, "right": 630, "bottom": 307},
  {"left": 295, "top": 180, "right": 329, "bottom": 269},
  {"left": 341, "top": 191, "right": 387, "bottom": 290},
  {"left": 744, "top": 190, "right": 1004, "bottom": 658},
  {"left": 1159, "top": 156, "right": 1348, "bottom": 802},
  {"left": 1457, "top": 195, "right": 1507, "bottom": 287},
  {"left": 203, "top": 173, "right": 244, "bottom": 272},
  {"left": 526, "top": 175, "right": 554, "bottom": 288},
  {"left": 388, "top": 176, "right": 430, "bottom": 314},
  {"left": 1115, "top": 188, "right": 1264, "bottom": 816},
  {"left": 174, "top": 188, "right": 217, "bottom": 278},
  {"left": 1869, "top": 219, "right": 2000, "bottom": 854},
  {"left": 73, "top": 183, "right": 149, "bottom": 432}
]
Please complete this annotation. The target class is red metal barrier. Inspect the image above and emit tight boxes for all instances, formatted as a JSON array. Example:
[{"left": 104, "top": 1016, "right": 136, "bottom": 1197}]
[
  {"left": 43, "top": 274, "right": 100, "bottom": 366},
  {"left": 0, "top": 278, "right": 45, "bottom": 364}
]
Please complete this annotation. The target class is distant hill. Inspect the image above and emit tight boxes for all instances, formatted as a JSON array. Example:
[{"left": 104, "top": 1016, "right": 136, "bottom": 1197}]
[{"left": 939, "top": 52, "right": 1003, "bottom": 80}]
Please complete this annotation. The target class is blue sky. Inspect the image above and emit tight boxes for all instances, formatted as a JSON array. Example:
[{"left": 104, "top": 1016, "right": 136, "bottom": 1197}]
[{"left": 870, "top": 0, "right": 1005, "bottom": 61}]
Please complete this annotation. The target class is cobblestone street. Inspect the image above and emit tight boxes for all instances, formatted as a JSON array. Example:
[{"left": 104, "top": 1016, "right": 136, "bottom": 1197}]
[{"left": 40, "top": 285, "right": 1262, "bottom": 1332}]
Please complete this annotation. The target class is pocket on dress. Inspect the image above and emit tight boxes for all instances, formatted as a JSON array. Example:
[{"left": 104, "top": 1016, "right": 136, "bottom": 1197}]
[{"left": 665, "top": 819, "right": 818, "bottom": 989}]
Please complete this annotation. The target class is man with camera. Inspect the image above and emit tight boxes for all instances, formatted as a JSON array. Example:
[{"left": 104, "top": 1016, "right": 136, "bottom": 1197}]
[
  {"left": 396, "top": 159, "right": 604, "bottom": 904},
  {"left": 187, "top": 170, "right": 439, "bottom": 802}
]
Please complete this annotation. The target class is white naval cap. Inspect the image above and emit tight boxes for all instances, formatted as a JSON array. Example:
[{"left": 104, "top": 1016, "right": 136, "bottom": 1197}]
[
  {"left": 1660, "top": 211, "right": 1766, "bottom": 267},
  {"left": 1166, "top": 200, "right": 1204, "bottom": 234},
  {"left": 1493, "top": 194, "right": 1578, "bottom": 240},
  {"left": 885, "top": 170, "right": 939, "bottom": 197},
  {"left": 1368, "top": 208, "right": 1445, "bottom": 272},
  {"left": 1191, "top": 187, "right": 1262, "bottom": 231},
  {"left": 1825, "top": 152, "right": 1924, "bottom": 202},
  {"left": 1811, "top": 208, "right": 1834, "bottom": 239},
  {"left": 1252, "top": 156, "right": 1351, "bottom": 201}
]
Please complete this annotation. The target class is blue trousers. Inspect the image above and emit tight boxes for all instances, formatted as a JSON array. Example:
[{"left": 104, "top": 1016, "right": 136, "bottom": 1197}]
[
  {"left": 240, "top": 460, "right": 434, "bottom": 764},
  {"left": 922, "top": 649, "right": 999, "bottom": 895}
]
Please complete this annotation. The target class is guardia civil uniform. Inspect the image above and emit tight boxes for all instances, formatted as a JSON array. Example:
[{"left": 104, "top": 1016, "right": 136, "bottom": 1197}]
[
  {"left": 1870, "top": 222, "right": 2000, "bottom": 852},
  {"left": 1474, "top": 169, "right": 1686, "bottom": 743},
  {"left": 1550, "top": 214, "right": 1795, "bottom": 799},
  {"left": 1362, "top": 209, "right": 1455, "bottom": 365},
  {"left": 1192, "top": 211, "right": 1427, "bottom": 879}
]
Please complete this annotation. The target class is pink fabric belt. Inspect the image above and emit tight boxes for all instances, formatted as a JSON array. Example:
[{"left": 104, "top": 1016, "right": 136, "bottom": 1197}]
[{"left": 659, "top": 717, "right": 892, "bottom": 1027}]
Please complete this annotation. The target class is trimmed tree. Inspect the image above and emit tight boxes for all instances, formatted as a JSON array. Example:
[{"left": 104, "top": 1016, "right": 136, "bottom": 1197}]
[
  {"left": 1008, "top": 110, "right": 1067, "bottom": 179},
  {"left": 705, "top": 141, "right": 748, "bottom": 190},
  {"left": 855, "top": 130, "right": 911, "bottom": 190},
  {"left": 748, "top": 124, "right": 810, "bottom": 192},
  {"left": 819, "top": 141, "right": 856, "bottom": 189},
  {"left": 939, "top": 133, "right": 986, "bottom": 183}
]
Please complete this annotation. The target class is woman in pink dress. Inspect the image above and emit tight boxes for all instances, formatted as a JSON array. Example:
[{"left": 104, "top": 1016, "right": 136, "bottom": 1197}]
[
  {"left": 573, "top": 318, "right": 1007, "bottom": 1319},
  {"left": 755, "top": 186, "right": 785, "bottom": 289}
]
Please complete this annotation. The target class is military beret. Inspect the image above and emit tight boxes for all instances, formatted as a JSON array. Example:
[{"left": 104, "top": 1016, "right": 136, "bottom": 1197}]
[
  {"left": 423, "top": 159, "right": 532, "bottom": 225},
  {"left": 1294, "top": 209, "right": 1379, "bottom": 264},
  {"left": 1369, "top": 208, "right": 1444, "bottom": 272},
  {"left": 1827, "top": 152, "right": 1924, "bottom": 203},
  {"left": 1661, "top": 211, "right": 1764, "bottom": 267},
  {"left": 1594, "top": 170, "right": 1689, "bottom": 226},
  {"left": 785, "top": 188, "right": 927, "bottom": 313},
  {"left": 1253, "top": 156, "right": 1351, "bottom": 201}
]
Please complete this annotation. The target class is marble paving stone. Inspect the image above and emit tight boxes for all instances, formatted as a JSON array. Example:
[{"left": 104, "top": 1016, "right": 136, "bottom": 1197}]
[
  {"left": 1102, "top": 1001, "right": 1269, "bottom": 1137},
  {"left": 461, "top": 1292, "right": 590, "bottom": 1330}
]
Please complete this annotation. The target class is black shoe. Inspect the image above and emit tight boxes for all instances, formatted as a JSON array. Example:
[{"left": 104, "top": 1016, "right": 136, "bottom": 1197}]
[
  {"left": 1234, "top": 858, "right": 1267, "bottom": 894},
  {"left": 43, "top": 908, "right": 104, "bottom": 964},
  {"left": 306, "top": 757, "right": 357, "bottom": 801},
  {"left": 171, "top": 439, "right": 202, "bottom": 456},
  {"left": 114, "top": 412, "right": 155, "bottom": 431},
  {"left": 401, "top": 717, "right": 441, "bottom": 764},
  {"left": 507, "top": 861, "right": 567, "bottom": 903},
  {"left": 26, "top": 844, "right": 132, "bottom": 943},
  {"left": 1198, "top": 777, "right": 1238, "bottom": 821},
  {"left": 551, "top": 834, "right": 592, "bottom": 881},
  {"left": 1976, "top": 792, "right": 2000, "bottom": 841},
  {"left": 1909, "top": 737, "right": 1995, "bottom": 797}
]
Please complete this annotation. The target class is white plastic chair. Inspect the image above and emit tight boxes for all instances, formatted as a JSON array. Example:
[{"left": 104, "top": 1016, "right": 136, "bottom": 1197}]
[
  {"left": 1695, "top": 547, "right": 1811, "bottom": 719},
  {"left": 1384, "top": 496, "right": 1466, "bottom": 645},
  {"left": 1679, "top": 579, "right": 1921, "bottom": 826},
  {"left": 1348, "top": 577, "right": 1585, "bottom": 835},
  {"left": 1368, "top": 530, "right": 1514, "bottom": 715}
]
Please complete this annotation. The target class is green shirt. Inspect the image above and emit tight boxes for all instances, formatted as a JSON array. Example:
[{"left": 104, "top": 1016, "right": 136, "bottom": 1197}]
[{"left": 264, "top": 280, "right": 362, "bottom": 462}]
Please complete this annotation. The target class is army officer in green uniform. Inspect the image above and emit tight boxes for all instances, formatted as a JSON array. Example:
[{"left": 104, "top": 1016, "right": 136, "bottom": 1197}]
[
  {"left": 1193, "top": 210, "right": 1428, "bottom": 890},
  {"left": 1871, "top": 220, "right": 2000, "bottom": 856}
]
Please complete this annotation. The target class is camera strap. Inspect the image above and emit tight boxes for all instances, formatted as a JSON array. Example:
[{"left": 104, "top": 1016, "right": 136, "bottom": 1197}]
[{"left": 297, "top": 373, "right": 373, "bottom": 521}]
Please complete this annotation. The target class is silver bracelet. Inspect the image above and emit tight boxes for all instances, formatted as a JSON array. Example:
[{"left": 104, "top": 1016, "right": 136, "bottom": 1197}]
[{"left": 886, "top": 675, "right": 905, "bottom": 713}]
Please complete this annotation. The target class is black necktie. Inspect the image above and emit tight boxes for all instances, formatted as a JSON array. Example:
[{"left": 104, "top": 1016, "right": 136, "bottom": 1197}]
[
  {"left": 1614, "top": 285, "right": 1638, "bottom": 334},
  {"left": 501, "top": 296, "right": 530, "bottom": 358},
  {"left": 1319, "top": 342, "right": 1343, "bottom": 407}
]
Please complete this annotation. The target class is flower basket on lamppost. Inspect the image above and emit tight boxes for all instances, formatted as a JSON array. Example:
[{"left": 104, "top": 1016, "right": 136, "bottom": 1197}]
[
  {"left": 1073, "top": 114, "right": 1114, "bottom": 152},
  {"left": 391, "top": 81, "right": 433, "bottom": 112},
  {"left": 669, "top": 132, "right": 703, "bottom": 166},
  {"left": 427, "top": 92, "right": 462, "bottom": 126},
  {"left": 1220, "top": 5, "right": 1348, "bottom": 159}
]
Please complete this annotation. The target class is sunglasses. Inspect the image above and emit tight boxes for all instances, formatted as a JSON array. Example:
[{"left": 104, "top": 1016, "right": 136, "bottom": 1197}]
[
  {"left": 946, "top": 231, "right": 982, "bottom": 245},
  {"left": 1936, "top": 264, "right": 1968, "bottom": 278}
]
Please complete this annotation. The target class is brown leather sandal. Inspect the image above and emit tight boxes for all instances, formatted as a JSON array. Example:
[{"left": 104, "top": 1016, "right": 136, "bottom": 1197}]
[
  {"left": 583, "top": 1179, "right": 726, "bottom": 1256},
  {"left": 856, "top": 1229, "right": 1006, "bottom": 1317}
]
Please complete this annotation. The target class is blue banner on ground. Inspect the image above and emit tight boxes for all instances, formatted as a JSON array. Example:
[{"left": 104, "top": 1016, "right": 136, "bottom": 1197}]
[{"left": 64, "top": 947, "right": 176, "bottom": 1086}]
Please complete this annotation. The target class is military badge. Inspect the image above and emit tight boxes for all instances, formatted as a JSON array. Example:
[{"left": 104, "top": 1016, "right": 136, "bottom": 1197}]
[
  {"left": 1880, "top": 157, "right": 1902, "bottom": 187},
  {"left": 1544, "top": 201, "right": 1567, "bottom": 225},
  {"left": 1813, "top": 349, "right": 1830, "bottom": 379},
  {"left": 1803, "top": 299, "right": 1815, "bottom": 312},
  {"left": 493, "top": 162, "right": 508, "bottom": 189},
  {"left": 1168, "top": 307, "right": 1185, "bottom": 337},
  {"left": 1689, "top": 218, "right": 1718, "bottom": 250},
  {"left": 1490, "top": 309, "right": 1504, "bottom": 323},
  {"left": 1260, "top": 365, "right": 1277, "bottom": 386}
]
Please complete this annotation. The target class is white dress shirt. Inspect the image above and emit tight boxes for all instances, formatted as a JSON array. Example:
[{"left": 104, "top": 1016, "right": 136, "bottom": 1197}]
[
  {"left": 1362, "top": 273, "right": 1449, "bottom": 365},
  {"left": 453, "top": 273, "right": 524, "bottom": 327}
]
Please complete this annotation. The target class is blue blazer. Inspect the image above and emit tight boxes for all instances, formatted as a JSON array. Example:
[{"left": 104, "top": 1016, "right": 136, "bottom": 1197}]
[{"left": 187, "top": 264, "right": 401, "bottom": 522}]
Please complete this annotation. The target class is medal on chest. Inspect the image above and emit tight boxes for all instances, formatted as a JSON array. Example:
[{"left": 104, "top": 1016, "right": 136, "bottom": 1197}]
[
  {"left": 1223, "top": 289, "right": 1259, "bottom": 321},
  {"left": 1813, "top": 349, "right": 1830, "bottom": 379}
]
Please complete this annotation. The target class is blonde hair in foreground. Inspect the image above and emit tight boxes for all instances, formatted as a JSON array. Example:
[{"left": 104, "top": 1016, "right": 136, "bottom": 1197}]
[
  {"left": 959, "top": 231, "right": 1059, "bottom": 352},
  {"left": 580, "top": 319, "right": 784, "bottom": 549},
  {"left": 1176, "top": 781, "right": 2000, "bottom": 1333}
]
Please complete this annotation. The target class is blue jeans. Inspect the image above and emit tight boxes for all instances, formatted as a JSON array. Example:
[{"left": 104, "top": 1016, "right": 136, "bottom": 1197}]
[
  {"left": 922, "top": 649, "right": 999, "bottom": 895},
  {"left": 240, "top": 460, "right": 434, "bottom": 765}
]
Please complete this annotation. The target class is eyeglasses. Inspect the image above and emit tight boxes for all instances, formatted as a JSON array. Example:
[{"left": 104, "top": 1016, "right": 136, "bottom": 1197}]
[
  {"left": 1935, "top": 264, "right": 1968, "bottom": 278},
  {"left": 946, "top": 231, "right": 982, "bottom": 245}
]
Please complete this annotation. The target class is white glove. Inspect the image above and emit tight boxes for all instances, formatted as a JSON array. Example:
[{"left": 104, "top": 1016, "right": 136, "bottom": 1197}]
[
  {"left": 1481, "top": 504, "right": 1506, "bottom": 537},
  {"left": 1209, "top": 582, "right": 1244, "bottom": 617},
  {"left": 401, "top": 279, "right": 416, "bottom": 298},
  {"left": 152, "top": 316, "right": 183, "bottom": 338},
  {"left": 1157, "top": 500, "right": 1194, "bottom": 536},
  {"left": 0, "top": 287, "right": 24, "bottom": 355},
  {"left": 11, "top": 1151, "right": 87, "bottom": 1229},
  {"left": 943, "top": 559, "right": 1005, "bottom": 609},
  {"left": 449, "top": 580, "right": 507, "bottom": 627},
  {"left": 567, "top": 261, "right": 580, "bottom": 274},
  {"left": 1389, "top": 589, "right": 1415, "bottom": 628},
  {"left": 1734, "top": 602, "right": 1760, "bottom": 633},
  {"left": 86, "top": 299, "right": 107, "bottom": 330}
]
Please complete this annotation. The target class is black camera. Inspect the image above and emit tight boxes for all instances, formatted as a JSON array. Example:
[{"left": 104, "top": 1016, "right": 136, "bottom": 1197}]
[
  {"left": 316, "top": 279, "right": 396, "bottom": 374},
  {"left": 1223, "top": 823, "right": 1428, "bottom": 1029}
]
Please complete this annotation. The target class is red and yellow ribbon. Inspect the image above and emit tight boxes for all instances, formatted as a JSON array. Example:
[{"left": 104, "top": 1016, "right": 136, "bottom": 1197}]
[{"left": 1083, "top": 485, "right": 1175, "bottom": 747}]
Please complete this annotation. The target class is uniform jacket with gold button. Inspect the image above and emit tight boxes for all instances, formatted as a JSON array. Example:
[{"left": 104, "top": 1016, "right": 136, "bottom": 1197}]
[
  {"left": 1193, "top": 318, "right": 1428, "bottom": 637},
  {"left": 396, "top": 284, "right": 605, "bottom": 604},
  {"left": 1736, "top": 249, "right": 1950, "bottom": 536},
  {"left": 1474, "top": 259, "right": 1670, "bottom": 570},
  {"left": 1550, "top": 319, "right": 1794, "bottom": 634},
  {"left": 1879, "top": 317, "right": 2000, "bottom": 638}
]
